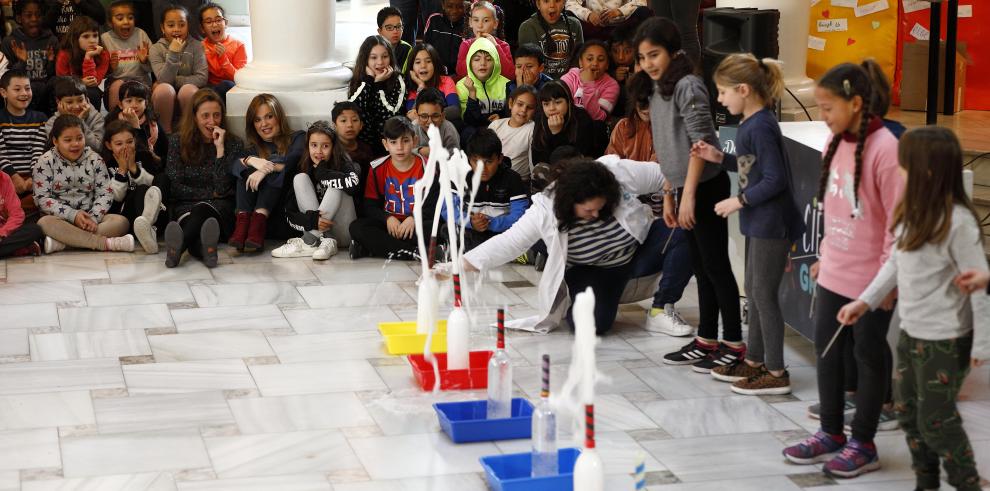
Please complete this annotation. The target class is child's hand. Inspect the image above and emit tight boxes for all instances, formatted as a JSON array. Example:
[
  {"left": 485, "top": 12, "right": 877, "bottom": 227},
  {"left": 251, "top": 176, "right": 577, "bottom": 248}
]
[
  {"left": 547, "top": 114, "right": 564, "bottom": 134},
  {"left": 115, "top": 145, "right": 135, "bottom": 173},
  {"left": 409, "top": 70, "right": 424, "bottom": 90},
  {"left": 678, "top": 193, "right": 695, "bottom": 229},
  {"left": 406, "top": 108, "right": 418, "bottom": 121},
  {"left": 213, "top": 43, "right": 226, "bottom": 57},
  {"left": 487, "top": 114, "right": 499, "bottom": 122},
  {"left": 604, "top": 8, "right": 623, "bottom": 24},
  {"left": 121, "top": 107, "right": 141, "bottom": 128},
  {"left": 615, "top": 66, "right": 629, "bottom": 82},
  {"left": 168, "top": 38, "right": 186, "bottom": 53},
  {"left": 955, "top": 269, "right": 990, "bottom": 294},
  {"left": 464, "top": 77, "right": 476, "bottom": 98},
  {"left": 398, "top": 216, "right": 416, "bottom": 239},
  {"left": 76, "top": 99, "right": 91, "bottom": 119},
  {"left": 482, "top": 33, "right": 497, "bottom": 45},
  {"left": 662, "top": 193, "right": 678, "bottom": 228},
  {"left": 690, "top": 140, "right": 724, "bottom": 163},
  {"left": 317, "top": 216, "right": 334, "bottom": 232},
  {"left": 579, "top": 66, "right": 596, "bottom": 83},
  {"left": 386, "top": 215, "right": 402, "bottom": 238},
  {"left": 810, "top": 261, "right": 820, "bottom": 280},
  {"left": 74, "top": 211, "right": 98, "bottom": 233},
  {"left": 470, "top": 213, "right": 489, "bottom": 232},
  {"left": 374, "top": 65, "right": 394, "bottom": 83},
  {"left": 110, "top": 52, "right": 120, "bottom": 71},
  {"left": 714, "top": 196, "right": 743, "bottom": 217},
  {"left": 880, "top": 288, "right": 897, "bottom": 311},
  {"left": 86, "top": 45, "right": 104, "bottom": 58},
  {"left": 82, "top": 76, "right": 98, "bottom": 87},
  {"left": 836, "top": 299, "right": 869, "bottom": 325},
  {"left": 588, "top": 11, "right": 603, "bottom": 26},
  {"left": 138, "top": 41, "right": 150, "bottom": 63},
  {"left": 11, "top": 40, "right": 27, "bottom": 61}
]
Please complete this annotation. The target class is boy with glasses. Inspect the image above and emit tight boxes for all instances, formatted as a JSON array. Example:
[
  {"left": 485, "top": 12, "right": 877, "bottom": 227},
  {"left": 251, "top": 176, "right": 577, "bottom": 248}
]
[
  {"left": 377, "top": 7, "right": 412, "bottom": 72},
  {"left": 412, "top": 88, "right": 458, "bottom": 158}
]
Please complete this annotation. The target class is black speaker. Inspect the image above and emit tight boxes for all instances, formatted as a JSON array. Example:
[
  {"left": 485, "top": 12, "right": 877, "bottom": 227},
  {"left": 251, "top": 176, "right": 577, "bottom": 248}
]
[{"left": 701, "top": 7, "right": 780, "bottom": 127}]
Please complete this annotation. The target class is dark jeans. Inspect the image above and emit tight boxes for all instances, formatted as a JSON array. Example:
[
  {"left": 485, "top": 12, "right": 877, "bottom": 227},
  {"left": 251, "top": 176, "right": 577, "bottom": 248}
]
[
  {"left": 390, "top": 0, "right": 420, "bottom": 46},
  {"left": 629, "top": 217, "right": 692, "bottom": 307},
  {"left": 349, "top": 216, "right": 419, "bottom": 259},
  {"left": 815, "top": 285, "right": 892, "bottom": 442},
  {"left": 681, "top": 171, "right": 742, "bottom": 342},
  {"left": 212, "top": 80, "right": 235, "bottom": 104},
  {"left": 0, "top": 222, "right": 44, "bottom": 257},
  {"left": 235, "top": 180, "right": 283, "bottom": 214},
  {"left": 650, "top": 0, "right": 701, "bottom": 63},
  {"left": 579, "top": 7, "right": 653, "bottom": 45},
  {"left": 177, "top": 202, "right": 232, "bottom": 259}
]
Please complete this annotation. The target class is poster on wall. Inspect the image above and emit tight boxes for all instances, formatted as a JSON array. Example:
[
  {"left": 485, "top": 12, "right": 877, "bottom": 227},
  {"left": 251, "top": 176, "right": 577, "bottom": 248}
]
[{"left": 807, "top": 0, "right": 898, "bottom": 84}]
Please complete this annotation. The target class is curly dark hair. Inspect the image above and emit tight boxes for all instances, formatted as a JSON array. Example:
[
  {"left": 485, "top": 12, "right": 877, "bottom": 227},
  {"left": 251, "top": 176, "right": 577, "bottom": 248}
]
[{"left": 552, "top": 158, "right": 621, "bottom": 232}]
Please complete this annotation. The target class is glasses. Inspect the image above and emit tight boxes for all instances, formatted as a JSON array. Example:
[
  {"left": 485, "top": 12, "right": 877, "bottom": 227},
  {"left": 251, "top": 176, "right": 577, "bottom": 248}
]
[
  {"left": 382, "top": 23, "right": 403, "bottom": 32},
  {"left": 418, "top": 112, "right": 443, "bottom": 123},
  {"left": 203, "top": 17, "right": 226, "bottom": 26}
]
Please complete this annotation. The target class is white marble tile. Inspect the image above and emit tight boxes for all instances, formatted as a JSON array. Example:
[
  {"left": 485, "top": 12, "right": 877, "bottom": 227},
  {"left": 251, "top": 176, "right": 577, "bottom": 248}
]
[
  {"left": 123, "top": 360, "right": 256, "bottom": 395},
  {"left": 6, "top": 259, "right": 108, "bottom": 283},
  {"left": 630, "top": 365, "right": 730, "bottom": 400},
  {"left": 640, "top": 433, "right": 803, "bottom": 482},
  {"left": 149, "top": 331, "right": 274, "bottom": 362},
  {"left": 191, "top": 283, "right": 304, "bottom": 307},
  {"left": 639, "top": 396, "right": 798, "bottom": 438},
  {"left": 645, "top": 476, "right": 802, "bottom": 491},
  {"left": 228, "top": 393, "right": 375, "bottom": 434},
  {"left": 282, "top": 306, "right": 400, "bottom": 334},
  {"left": 85, "top": 282, "right": 194, "bottom": 306},
  {"left": 58, "top": 304, "right": 174, "bottom": 332},
  {"left": 30, "top": 330, "right": 152, "bottom": 361},
  {"left": 373, "top": 364, "right": 427, "bottom": 392},
  {"left": 496, "top": 430, "right": 666, "bottom": 475},
  {"left": 0, "top": 329, "right": 28, "bottom": 358},
  {"left": 0, "top": 471, "right": 16, "bottom": 491},
  {"left": 769, "top": 400, "right": 820, "bottom": 434},
  {"left": 297, "top": 283, "right": 414, "bottom": 308},
  {"left": 0, "top": 428, "right": 61, "bottom": 470},
  {"left": 204, "top": 430, "right": 363, "bottom": 478},
  {"left": 0, "top": 358, "right": 124, "bottom": 395},
  {"left": 331, "top": 473, "right": 487, "bottom": 491},
  {"left": 0, "top": 281, "right": 86, "bottom": 305},
  {"left": 249, "top": 360, "right": 386, "bottom": 396},
  {"left": 0, "top": 303, "right": 59, "bottom": 329},
  {"left": 400, "top": 281, "right": 526, "bottom": 308},
  {"left": 94, "top": 392, "right": 235, "bottom": 434},
  {"left": 267, "top": 331, "right": 387, "bottom": 362},
  {"left": 509, "top": 333, "right": 645, "bottom": 366},
  {"left": 0, "top": 391, "right": 95, "bottom": 430},
  {"left": 362, "top": 390, "right": 485, "bottom": 436},
  {"left": 108, "top": 261, "right": 213, "bottom": 283},
  {"left": 959, "top": 400, "right": 990, "bottom": 441},
  {"left": 516, "top": 362, "right": 652, "bottom": 398},
  {"left": 960, "top": 365, "right": 990, "bottom": 401},
  {"left": 349, "top": 432, "right": 500, "bottom": 480},
  {"left": 170, "top": 306, "right": 289, "bottom": 333},
  {"left": 21, "top": 472, "right": 178, "bottom": 491},
  {"left": 61, "top": 429, "right": 212, "bottom": 478},
  {"left": 210, "top": 262, "right": 317, "bottom": 284},
  {"left": 177, "top": 474, "right": 331, "bottom": 491},
  {"left": 307, "top": 260, "right": 418, "bottom": 284},
  {"left": 784, "top": 366, "right": 820, "bottom": 401}
]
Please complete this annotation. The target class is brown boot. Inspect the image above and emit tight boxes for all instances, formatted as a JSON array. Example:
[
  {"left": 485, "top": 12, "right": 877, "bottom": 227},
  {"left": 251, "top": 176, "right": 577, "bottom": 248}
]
[
  {"left": 228, "top": 211, "right": 250, "bottom": 251},
  {"left": 244, "top": 211, "right": 267, "bottom": 253}
]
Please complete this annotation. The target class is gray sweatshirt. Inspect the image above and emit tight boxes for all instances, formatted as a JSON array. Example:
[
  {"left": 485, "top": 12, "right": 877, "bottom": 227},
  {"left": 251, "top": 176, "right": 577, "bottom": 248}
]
[
  {"left": 860, "top": 205, "right": 990, "bottom": 360},
  {"left": 149, "top": 38, "right": 208, "bottom": 89},
  {"left": 44, "top": 109, "right": 104, "bottom": 152},
  {"left": 649, "top": 74, "right": 721, "bottom": 188}
]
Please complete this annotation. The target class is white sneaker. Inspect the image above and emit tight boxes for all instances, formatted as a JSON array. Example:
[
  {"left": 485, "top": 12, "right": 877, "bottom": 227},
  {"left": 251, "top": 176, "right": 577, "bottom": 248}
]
[
  {"left": 106, "top": 234, "right": 135, "bottom": 252},
  {"left": 134, "top": 216, "right": 158, "bottom": 254},
  {"left": 44, "top": 236, "right": 66, "bottom": 254},
  {"left": 645, "top": 303, "right": 694, "bottom": 336},
  {"left": 142, "top": 186, "right": 162, "bottom": 224},
  {"left": 312, "top": 237, "right": 338, "bottom": 260},
  {"left": 271, "top": 237, "right": 318, "bottom": 258}
]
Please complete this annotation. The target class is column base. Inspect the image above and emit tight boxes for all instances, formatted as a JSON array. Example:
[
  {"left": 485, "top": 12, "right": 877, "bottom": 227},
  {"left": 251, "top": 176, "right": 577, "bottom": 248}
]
[{"left": 225, "top": 86, "right": 351, "bottom": 140}]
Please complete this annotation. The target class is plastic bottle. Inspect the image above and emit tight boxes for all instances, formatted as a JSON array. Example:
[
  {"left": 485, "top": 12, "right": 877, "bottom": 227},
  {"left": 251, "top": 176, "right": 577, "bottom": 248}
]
[
  {"left": 531, "top": 353, "right": 557, "bottom": 477},
  {"left": 486, "top": 308, "right": 512, "bottom": 419},
  {"left": 446, "top": 273, "right": 470, "bottom": 370},
  {"left": 573, "top": 404, "right": 604, "bottom": 491}
]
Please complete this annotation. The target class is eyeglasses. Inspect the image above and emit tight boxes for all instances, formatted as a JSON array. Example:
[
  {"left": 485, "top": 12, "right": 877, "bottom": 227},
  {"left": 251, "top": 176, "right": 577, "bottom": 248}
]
[
  {"left": 203, "top": 17, "right": 226, "bottom": 26},
  {"left": 418, "top": 112, "right": 443, "bottom": 122},
  {"left": 382, "top": 23, "right": 403, "bottom": 32}
]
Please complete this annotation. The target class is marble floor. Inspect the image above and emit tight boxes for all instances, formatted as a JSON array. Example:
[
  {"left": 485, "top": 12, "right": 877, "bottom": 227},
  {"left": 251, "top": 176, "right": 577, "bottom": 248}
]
[{"left": 1, "top": 238, "right": 989, "bottom": 491}]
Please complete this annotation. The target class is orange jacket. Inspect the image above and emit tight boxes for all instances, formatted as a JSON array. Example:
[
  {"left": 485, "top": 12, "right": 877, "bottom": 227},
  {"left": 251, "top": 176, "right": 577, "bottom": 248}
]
[{"left": 202, "top": 36, "right": 247, "bottom": 85}]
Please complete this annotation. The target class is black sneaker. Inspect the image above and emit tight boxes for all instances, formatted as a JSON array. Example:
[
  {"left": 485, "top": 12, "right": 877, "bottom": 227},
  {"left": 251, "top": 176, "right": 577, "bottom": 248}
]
[
  {"left": 200, "top": 217, "right": 220, "bottom": 268},
  {"left": 663, "top": 339, "right": 718, "bottom": 365},
  {"left": 349, "top": 240, "right": 366, "bottom": 260},
  {"left": 534, "top": 251, "right": 547, "bottom": 272},
  {"left": 164, "top": 221, "right": 183, "bottom": 268},
  {"left": 691, "top": 342, "right": 746, "bottom": 374}
]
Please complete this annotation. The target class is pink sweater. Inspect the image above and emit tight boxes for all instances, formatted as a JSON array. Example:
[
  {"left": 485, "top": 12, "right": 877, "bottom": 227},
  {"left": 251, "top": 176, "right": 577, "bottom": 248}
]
[
  {"left": 560, "top": 68, "right": 620, "bottom": 121},
  {"left": 817, "top": 119, "right": 904, "bottom": 300},
  {"left": 0, "top": 172, "right": 24, "bottom": 238}
]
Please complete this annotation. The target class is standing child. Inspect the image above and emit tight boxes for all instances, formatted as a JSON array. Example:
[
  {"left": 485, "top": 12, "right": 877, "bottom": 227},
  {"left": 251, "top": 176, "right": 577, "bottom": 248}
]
[
  {"left": 837, "top": 127, "right": 987, "bottom": 491},
  {"left": 102, "top": 120, "right": 163, "bottom": 254},
  {"left": 0, "top": 69, "right": 48, "bottom": 211},
  {"left": 560, "top": 40, "right": 619, "bottom": 122},
  {"left": 55, "top": 16, "right": 109, "bottom": 110},
  {"left": 105, "top": 80, "right": 167, "bottom": 159},
  {"left": 0, "top": 0, "right": 57, "bottom": 114},
  {"left": 422, "top": 0, "right": 466, "bottom": 78},
  {"left": 565, "top": 0, "right": 651, "bottom": 41},
  {"left": 404, "top": 43, "right": 458, "bottom": 117},
  {"left": 456, "top": 37, "right": 510, "bottom": 144},
  {"left": 348, "top": 35, "right": 406, "bottom": 157},
  {"left": 44, "top": 76, "right": 104, "bottom": 152},
  {"left": 199, "top": 2, "right": 245, "bottom": 102},
  {"left": 635, "top": 17, "right": 744, "bottom": 371},
  {"left": 149, "top": 4, "right": 208, "bottom": 133},
  {"left": 0, "top": 170, "right": 44, "bottom": 257},
  {"left": 488, "top": 84, "right": 535, "bottom": 182},
  {"left": 455, "top": 1, "right": 514, "bottom": 81},
  {"left": 101, "top": 0, "right": 153, "bottom": 111},
  {"left": 690, "top": 54, "right": 805, "bottom": 393},
  {"left": 377, "top": 6, "right": 413, "bottom": 73},
  {"left": 507, "top": 43, "right": 552, "bottom": 93},
  {"left": 34, "top": 114, "right": 135, "bottom": 253},
  {"left": 531, "top": 81, "right": 603, "bottom": 166},
  {"left": 275, "top": 121, "right": 361, "bottom": 260},
  {"left": 781, "top": 61, "right": 904, "bottom": 478},
  {"left": 518, "top": 0, "right": 583, "bottom": 79}
]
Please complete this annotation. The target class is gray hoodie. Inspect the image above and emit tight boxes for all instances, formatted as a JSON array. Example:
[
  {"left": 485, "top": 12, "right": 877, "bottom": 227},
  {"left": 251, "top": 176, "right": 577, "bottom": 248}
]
[
  {"left": 44, "top": 109, "right": 105, "bottom": 152},
  {"left": 649, "top": 74, "right": 721, "bottom": 189},
  {"left": 149, "top": 37, "right": 208, "bottom": 89}
]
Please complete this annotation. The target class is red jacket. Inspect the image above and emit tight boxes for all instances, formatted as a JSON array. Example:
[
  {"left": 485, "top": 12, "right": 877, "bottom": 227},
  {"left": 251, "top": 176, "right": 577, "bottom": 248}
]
[
  {"left": 55, "top": 49, "right": 110, "bottom": 83},
  {"left": 203, "top": 36, "right": 247, "bottom": 85},
  {"left": 0, "top": 172, "right": 24, "bottom": 238}
]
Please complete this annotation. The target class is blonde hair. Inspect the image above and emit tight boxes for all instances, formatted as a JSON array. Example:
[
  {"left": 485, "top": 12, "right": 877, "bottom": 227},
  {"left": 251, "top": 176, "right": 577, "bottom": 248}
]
[{"left": 713, "top": 53, "right": 784, "bottom": 107}]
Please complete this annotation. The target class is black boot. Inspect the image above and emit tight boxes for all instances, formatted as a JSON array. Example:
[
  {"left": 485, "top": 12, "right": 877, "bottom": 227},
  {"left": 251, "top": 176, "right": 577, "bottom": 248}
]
[
  {"left": 164, "top": 221, "right": 184, "bottom": 268},
  {"left": 200, "top": 217, "right": 220, "bottom": 268}
]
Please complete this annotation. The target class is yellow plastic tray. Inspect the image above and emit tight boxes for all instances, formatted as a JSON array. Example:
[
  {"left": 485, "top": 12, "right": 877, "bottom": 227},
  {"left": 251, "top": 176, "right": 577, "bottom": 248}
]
[{"left": 378, "top": 320, "right": 448, "bottom": 355}]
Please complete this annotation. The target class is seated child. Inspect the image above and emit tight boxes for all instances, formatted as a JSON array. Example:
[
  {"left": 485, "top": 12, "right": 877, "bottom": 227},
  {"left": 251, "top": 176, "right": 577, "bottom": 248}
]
[
  {"left": 348, "top": 116, "right": 431, "bottom": 260},
  {"left": 149, "top": 4, "right": 208, "bottom": 133},
  {"left": 456, "top": 37, "right": 510, "bottom": 145},
  {"left": 347, "top": 35, "right": 406, "bottom": 157},
  {"left": 54, "top": 16, "right": 109, "bottom": 110},
  {"left": 605, "top": 72, "right": 654, "bottom": 162},
  {"left": 412, "top": 88, "right": 459, "bottom": 157},
  {"left": 44, "top": 76, "right": 104, "bottom": 152},
  {"left": 607, "top": 30, "right": 635, "bottom": 119},
  {"left": 442, "top": 127, "right": 528, "bottom": 250},
  {"left": 560, "top": 40, "right": 619, "bottom": 122},
  {"left": 34, "top": 114, "right": 134, "bottom": 253},
  {"left": 488, "top": 85, "right": 536, "bottom": 182},
  {"left": 0, "top": 69, "right": 47, "bottom": 211},
  {"left": 507, "top": 43, "right": 552, "bottom": 94},
  {"left": 0, "top": 0, "right": 58, "bottom": 114},
  {"left": 404, "top": 43, "right": 458, "bottom": 118},
  {"left": 455, "top": 1, "right": 514, "bottom": 81},
  {"left": 102, "top": 0, "right": 154, "bottom": 110},
  {"left": 332, "top": 101, "right": 376, "bottom": 215},
  {"left": 0, "top": 171, "right": 45, "bottom": 257},
  {"left": 199, "top": 2, "right": 246, "bottom": 102},
  {"left": 422, "top": 0, "right": 466, "bottom": 78},
  {"left": 518, "top": 0, "right": 582, "bottom": 79},
  {"left": 565, "top": 0, "right": 652, "bottom": 41},
  {"left": 377, "top": 6, "right": 412, "bottom": 73},
  {"left": 275, "top": 121, "right": 361, "bottom": 260},
  {"left": 101, "top": 120, "right": 164, "bottom": 254},
  {"left": 531, "top": 80, "right": 604, "bottom": 166},
  {"left": 106, "top": 80, "right": 167, "bottom": 160}
]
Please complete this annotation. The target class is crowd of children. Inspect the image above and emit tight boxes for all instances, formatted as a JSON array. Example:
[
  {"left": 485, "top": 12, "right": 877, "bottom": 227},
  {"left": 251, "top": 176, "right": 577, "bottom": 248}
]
[{"left": 0, "top": 1, "right": 987, "bottom": 486}]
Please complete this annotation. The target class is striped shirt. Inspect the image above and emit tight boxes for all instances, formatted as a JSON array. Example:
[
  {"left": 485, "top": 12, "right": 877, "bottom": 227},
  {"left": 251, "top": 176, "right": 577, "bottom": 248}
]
[
  {"left": 0, "top": 107, "right": 48, "bottom": 177},
  {"left": 566, "top": 217, "right": 638, "bottom": 267}
]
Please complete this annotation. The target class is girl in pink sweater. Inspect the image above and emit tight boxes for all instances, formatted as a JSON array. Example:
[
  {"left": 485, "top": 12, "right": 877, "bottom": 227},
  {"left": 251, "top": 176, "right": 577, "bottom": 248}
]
[
  {"left": 782, "top": 60, "right": 904, "bottom": 479},
  {"left": 560, "top": 40, "right": 619, "bottom": 121}
]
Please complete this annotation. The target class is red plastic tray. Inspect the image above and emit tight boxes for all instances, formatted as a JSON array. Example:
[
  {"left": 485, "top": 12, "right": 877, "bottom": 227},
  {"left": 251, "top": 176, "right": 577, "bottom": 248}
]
[{"left": 407, "top": 351, "right": 494, "bottom": 391}]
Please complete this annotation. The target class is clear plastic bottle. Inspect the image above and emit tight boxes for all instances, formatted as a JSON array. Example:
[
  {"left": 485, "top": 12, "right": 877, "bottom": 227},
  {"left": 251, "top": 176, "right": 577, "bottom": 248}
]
[
  {"left": 487, "top": 308, "right": 512, "bottom": 419},
  {"left": 531, "top": 353, "right": 557, "bottom": 477}
]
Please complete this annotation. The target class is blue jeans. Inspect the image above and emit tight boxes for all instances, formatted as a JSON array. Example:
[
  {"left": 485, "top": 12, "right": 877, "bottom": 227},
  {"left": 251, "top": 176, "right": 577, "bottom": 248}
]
[
  {"left": 629, "top": 218, "right": 693, "bottom": 307},
  {"left": 212, "top": 80, "right": 235, "bottom": 103}
]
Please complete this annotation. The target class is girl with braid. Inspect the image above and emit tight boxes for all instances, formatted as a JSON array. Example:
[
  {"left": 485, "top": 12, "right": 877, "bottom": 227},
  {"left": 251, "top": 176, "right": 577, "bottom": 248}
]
[{"left": 782, "top": 60, "right": 904, "bottom": 479}]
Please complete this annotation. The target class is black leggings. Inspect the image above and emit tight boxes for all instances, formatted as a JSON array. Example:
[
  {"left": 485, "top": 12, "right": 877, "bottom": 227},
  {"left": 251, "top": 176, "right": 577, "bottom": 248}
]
[
  {"left": 0, "top": 222, "right": 44, "bottom": 257},
  {"left": 681, "top": 171, "right": 742, "bottom": 342},
  {"left": 564, "top": 261, "right": 634, "bottom": 335},
  {"left": 348, "top": 216, "right": 419, "bottom": 259},
  {"left": 178, "top": 203, "right": 232, "bottom": 259}
]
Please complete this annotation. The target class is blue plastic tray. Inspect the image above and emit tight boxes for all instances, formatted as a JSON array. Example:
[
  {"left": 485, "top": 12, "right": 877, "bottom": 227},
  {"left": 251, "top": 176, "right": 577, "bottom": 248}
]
[
  {"left": 433, "top": 398, "right": 534, "bottom": 443},
  {"left": 479, "top": 448, "right": 581, "bottom": 491}
]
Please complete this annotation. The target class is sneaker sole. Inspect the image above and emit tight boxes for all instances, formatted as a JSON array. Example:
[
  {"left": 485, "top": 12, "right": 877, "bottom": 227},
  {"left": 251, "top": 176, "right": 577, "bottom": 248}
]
[
  {"left": 200, "top": 218, "right": 220, "bottom": 268},
  {"left": 134, "top": 217, "right": 159, "bottom": 254},
  {"left": 644, "top": 325, "right": 695, "bottom": 337},
  {"left": 142, "top": 186, "right": 162, "bottom": 224},
  {"left": 312, "top": 249, "right": 336, "bottom": 260},
  {"left": 164, "top": 222, "right": 183, "bottom": 268},
  {"left": 711, "top": 371, "right": 748, "bottom": 383},
  {"left": 691, "top": 365, "right": 714, "bottom": 374},
  {"left": 731, "top": 384, "right": 792, "bottom": 396},
  {"left": 663, "top": 357, "right": 705, "bottom": 366},
  {"left": 843, "top": 421, "right": 899, "bottom": 433},
  {"left": 783, "top": 450, "right": 840, "bottom": 465},
  {"left": 271, "top": 249, "right": 316, "bottom": 258},
  {"left": 824, "top": 459, "right": 881, "bottom": 478}
]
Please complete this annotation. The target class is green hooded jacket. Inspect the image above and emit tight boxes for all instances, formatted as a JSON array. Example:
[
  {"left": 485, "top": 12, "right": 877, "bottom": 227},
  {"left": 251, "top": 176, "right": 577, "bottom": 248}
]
[{"left": 455, "top": 37, "right": 510, "bottom": 118}]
